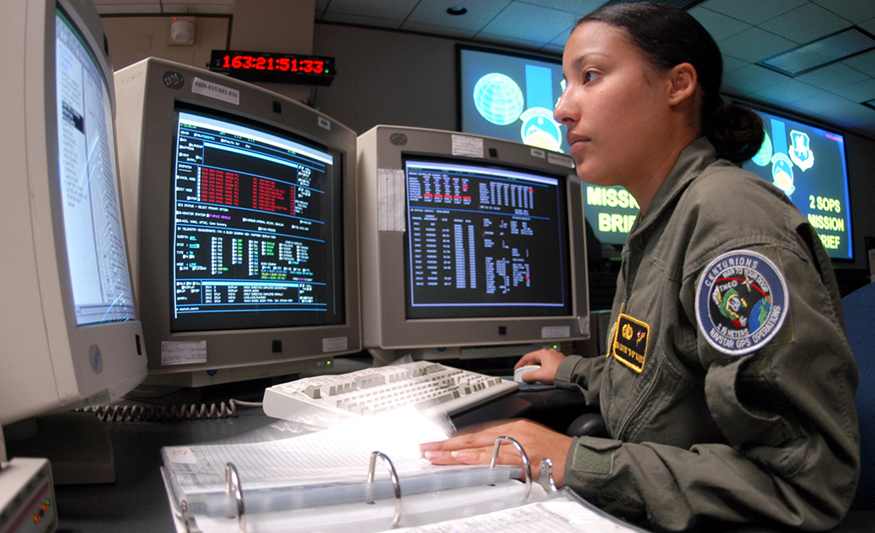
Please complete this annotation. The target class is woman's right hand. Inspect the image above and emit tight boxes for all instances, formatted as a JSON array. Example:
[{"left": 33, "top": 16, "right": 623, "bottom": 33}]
[{"left": 513, "top": 348, "right": 566, "bottom": 385}]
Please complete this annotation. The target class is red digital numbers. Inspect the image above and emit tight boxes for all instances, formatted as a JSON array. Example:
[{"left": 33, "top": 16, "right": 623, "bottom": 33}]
[{"left": 221, "top": 54, "right": 325, "bottom": 74}]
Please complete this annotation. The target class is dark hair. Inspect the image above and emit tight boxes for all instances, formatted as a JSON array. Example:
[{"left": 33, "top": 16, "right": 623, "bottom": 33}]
[{"left": 579, "top": 2, "right": 763, "bottom": 163}]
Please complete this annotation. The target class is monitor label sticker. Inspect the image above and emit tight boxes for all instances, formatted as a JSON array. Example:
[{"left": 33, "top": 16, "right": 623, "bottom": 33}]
[
  {"left": 451, "top": 134, "right": 484, "bottom": 158},
  {"left": 548, "top": 152, "right": 574, "bottom": 168},
  {"left": 322, "top": 336, "right": 348, "bottom": 353},
  {"left": 541, "top": 326, "right": 571, "bottom": 339},
  {"left": 191, "top": 76, "right": 240, "bottom": 105},
  {"left": 161, "top": 340, "right": 208, "bottom": 366},
  {"left": 378, "top": 168, "right": 406, "bottom": 232}
]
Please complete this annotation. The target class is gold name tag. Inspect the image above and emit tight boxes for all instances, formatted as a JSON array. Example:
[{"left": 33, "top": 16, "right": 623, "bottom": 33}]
[{"left": 611, "top": 313, "right": 650, "bottom": 373}]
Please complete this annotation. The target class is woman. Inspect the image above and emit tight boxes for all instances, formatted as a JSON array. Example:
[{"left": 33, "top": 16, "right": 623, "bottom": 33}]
[{"left": 421, "top": 3, "right": 860, "bottom": 531}]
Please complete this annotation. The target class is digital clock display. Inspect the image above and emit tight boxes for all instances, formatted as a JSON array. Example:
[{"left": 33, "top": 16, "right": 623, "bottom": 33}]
[{"left": 209, "top": 51, "right": 335, "bottom": 86}]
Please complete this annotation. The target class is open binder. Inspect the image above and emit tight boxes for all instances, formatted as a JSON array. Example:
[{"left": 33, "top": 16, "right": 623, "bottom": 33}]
[{"left": 160, "top": 409, "right": 649, "bottom": 532}]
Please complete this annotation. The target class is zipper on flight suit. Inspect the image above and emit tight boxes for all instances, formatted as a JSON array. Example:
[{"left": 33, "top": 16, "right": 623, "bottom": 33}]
[{"left": 609, "top": 219, "right": 661, "bottom": 440}]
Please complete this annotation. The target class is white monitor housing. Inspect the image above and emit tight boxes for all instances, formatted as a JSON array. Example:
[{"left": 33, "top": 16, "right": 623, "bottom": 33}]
[
  {"left": 114, "top": 58, "right": 361, "bottom": 388},
  {"left": 357, "top": 125, "right": 589, "bottom": 362},
  {"left": 0, "top": 0, "right": 147, "bottom": 430}
]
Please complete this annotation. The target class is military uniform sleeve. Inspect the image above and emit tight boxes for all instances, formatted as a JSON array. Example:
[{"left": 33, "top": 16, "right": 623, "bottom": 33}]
[
  {"left": 554, "top": 354, "right": 606, "bottom": 407},
  {"left": 562, "top": 238, "right": 860, "bottom": 531}
]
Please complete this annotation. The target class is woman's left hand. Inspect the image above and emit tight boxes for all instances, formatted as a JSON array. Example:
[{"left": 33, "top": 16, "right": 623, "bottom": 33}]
[{"left": 420, "top": 418, "right": 573, "bottom": 487}]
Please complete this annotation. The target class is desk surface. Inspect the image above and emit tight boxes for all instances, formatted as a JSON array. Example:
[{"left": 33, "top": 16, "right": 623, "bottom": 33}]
[
  {"left": 41, "top": 387, "right": 875, "bottom": 533},
  {"left": 52, "top": 386, "right": 587, "bottom": 533}
]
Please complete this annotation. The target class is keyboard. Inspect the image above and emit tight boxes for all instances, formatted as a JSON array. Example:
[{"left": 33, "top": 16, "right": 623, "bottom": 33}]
[{"left": 262, "top": 361, "right": 519, "bottom": 421}]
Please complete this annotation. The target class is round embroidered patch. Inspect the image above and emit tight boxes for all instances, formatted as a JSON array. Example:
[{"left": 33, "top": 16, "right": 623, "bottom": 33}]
[{"left": 695, "top": 250, "right": 789, "bottom": 356}]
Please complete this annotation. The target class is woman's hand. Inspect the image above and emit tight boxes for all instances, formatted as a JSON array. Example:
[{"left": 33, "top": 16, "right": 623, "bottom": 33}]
[
  {"left": 420, "top": 418, "right": 572, "bottom": 487},
  {"left": 513, "top": 348, "right": 566, "bottom": 385}
]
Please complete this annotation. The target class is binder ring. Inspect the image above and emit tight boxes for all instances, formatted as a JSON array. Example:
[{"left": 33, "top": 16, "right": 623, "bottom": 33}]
[
  {"left": 489, "top": 436, "right": 532, "bottom": 501},
  {"left": 225, "top": 463, "right": 246, "bottom": 533},
  {"left": 181, "top": 500, "right": 191, "bottom": 533},
  {"left": 366, "top": 451, "right": 402, "bottom": 528},
  {"left": 537, "top": 458, "right": 559, "bottom": 492}
]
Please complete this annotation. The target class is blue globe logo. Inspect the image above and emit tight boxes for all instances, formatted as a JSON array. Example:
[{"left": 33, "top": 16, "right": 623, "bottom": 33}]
[
  {"left": 752, "top": 128, "right": 773, "bottom": 167},
  {"left": 473, "top": 73, "right": 524, "bottom": 126}
]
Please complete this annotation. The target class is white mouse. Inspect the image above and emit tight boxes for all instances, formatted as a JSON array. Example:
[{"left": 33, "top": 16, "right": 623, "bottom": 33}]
[{"left": 513, "top": 364, "right": 541, "bottom": 382}]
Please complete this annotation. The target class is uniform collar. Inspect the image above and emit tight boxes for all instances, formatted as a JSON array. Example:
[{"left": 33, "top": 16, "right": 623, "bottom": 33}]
[{"left": 628, "top": 137, "right": 717, "bottom": 238}]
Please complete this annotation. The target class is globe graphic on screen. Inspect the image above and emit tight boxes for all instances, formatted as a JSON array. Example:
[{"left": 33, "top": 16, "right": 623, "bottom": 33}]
[{"left": 473, "top": 73, "right": 525, "bottom": 126}]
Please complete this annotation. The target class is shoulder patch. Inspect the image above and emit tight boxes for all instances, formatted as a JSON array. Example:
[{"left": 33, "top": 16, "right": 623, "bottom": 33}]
[{"left": 695, "top": 250, "right": 789, "bottom": 356}]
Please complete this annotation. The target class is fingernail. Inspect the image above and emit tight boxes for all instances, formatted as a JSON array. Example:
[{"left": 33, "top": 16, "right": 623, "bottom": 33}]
[
  {"left": 450, "top": 451, "right": 466, "bottom": 459},
  {"left": 424, "top": 451, "right": 439, "bottom": 460}
]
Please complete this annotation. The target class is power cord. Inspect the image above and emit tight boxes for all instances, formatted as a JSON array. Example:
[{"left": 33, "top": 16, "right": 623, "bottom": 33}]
[{"left": 80, "top": 399, "right": 263, "bottom": 422}]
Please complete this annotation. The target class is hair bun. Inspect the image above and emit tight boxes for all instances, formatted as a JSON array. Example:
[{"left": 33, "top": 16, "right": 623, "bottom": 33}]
[{"left": 705, "top": 103, "right": 764, "bottom": 163}]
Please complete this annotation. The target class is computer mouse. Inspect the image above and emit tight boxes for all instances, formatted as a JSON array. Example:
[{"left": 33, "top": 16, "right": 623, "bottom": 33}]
[{"left": 513, "top": 364, "right": 541, "bottom": 382}]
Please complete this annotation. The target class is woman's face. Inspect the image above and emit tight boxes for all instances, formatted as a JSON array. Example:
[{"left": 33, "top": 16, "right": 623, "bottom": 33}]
[{"left": 554, "top": 21, "right": 678, "bottom": 190}]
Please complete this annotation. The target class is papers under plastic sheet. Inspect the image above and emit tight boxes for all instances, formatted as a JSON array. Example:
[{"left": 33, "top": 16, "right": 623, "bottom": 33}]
[
  {"left": 382, "top": 489, "right": 650, "bottom": 533},
  {"left": 161, "top": 407, "right": 521, "bottom": 516}
]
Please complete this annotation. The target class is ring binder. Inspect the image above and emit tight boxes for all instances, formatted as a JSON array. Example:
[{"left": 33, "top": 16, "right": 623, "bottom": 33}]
[
  {"left": 366, "top": 451, "right": 402, "bottom": 528},
  {"left": 181, "top": 500, "right": 191, "bottom": 533},
  {"left": 160, "top": 409, "right": 528, "bottom": 528},
  {"left": 225, "top": 463, "right": 246, "bottom": 533},
  {"left": 537, "top": 458, "right": 558, "bottom": 492},
  {"left": 488, "top": 436, "right": 532, "bottom": 502}
]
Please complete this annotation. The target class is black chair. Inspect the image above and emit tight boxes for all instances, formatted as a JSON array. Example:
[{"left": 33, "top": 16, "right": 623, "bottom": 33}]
[
  {"left": 566, "top": 411, "right": 607, "bottom": 438},
  {"left": 831, "top": 282, "right": 875, "bottom": 531}
]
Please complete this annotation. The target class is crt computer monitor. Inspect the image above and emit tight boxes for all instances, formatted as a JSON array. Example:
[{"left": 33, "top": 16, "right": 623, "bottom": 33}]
[
  {"left": 114, "top": 58, "right": 361, "bottom": 389},
  {"left": 0, "top": 0, "right": 147, "bottom": 430},
  {"left": 357, "top": 125, "right": 590, "bottom": 362}
]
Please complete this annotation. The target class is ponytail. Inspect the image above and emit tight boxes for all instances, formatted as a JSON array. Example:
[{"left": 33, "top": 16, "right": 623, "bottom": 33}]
[{"left": 703, "top": 99, "right": 764, "bottom": 163}]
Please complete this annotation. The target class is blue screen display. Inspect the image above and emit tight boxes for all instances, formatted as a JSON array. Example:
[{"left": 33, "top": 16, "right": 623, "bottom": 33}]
[{"left": 741, "top": 108, "right": 853, "bottom": 260}]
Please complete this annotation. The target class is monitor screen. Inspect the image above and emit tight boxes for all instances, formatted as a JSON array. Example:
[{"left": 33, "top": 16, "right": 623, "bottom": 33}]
[
  {"left": 56, "top": 8, "right": 136, "bottom": 327},
  {"left": 740, "top": 107, "right": 853, "bottom": 260},
  {"left": 358, "top": 125, "right": 589, "bottom": 356},
  {"left": 457, "top": 45, "right": 636, "bottom": 247},
  {"left": 171, "top": 108, "right": 345, "bottom": 333},
  {"left": 1, "top": 0, "right": 146, "bottom": 427},
  {"left": 402, "top": 157, "right": 572, "bottom": 320},
  {"left": 114, "top": 58, "right": 360, "bottom": 387}
]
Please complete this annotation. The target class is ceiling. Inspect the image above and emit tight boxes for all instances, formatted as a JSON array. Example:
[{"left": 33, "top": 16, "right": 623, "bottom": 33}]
[{"left": 92, "top": 0, "right": 875, "bottom": 139}]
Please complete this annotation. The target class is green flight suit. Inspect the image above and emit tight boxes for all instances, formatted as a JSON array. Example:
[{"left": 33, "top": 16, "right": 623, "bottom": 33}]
[{"left": 556, "top": 138, "right": 860, "bottom": 531}]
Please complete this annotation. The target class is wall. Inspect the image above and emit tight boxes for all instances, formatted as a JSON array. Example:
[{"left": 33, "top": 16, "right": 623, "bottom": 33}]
[
  {"left": 311, "top": 24, "right": 457, "bottom": 136},
  {"left": 844, "top": 134, "right": 875, "bottom": 275},
  {"left": 101, "top": 16, "right": 229, "bottom": 72}
]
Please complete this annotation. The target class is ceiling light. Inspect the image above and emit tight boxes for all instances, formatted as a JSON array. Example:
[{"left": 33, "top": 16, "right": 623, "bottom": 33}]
[
  {"left": 759, "top": 27, "right": 875, "bottom": 77},
  {"left": 447, "top": 6, "right": 468, "bottom": 16}
]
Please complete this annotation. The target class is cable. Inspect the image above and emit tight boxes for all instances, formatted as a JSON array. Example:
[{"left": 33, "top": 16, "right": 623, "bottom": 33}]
[{"left": 79, "top": 399, "right": 263, "bottom": 422}]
